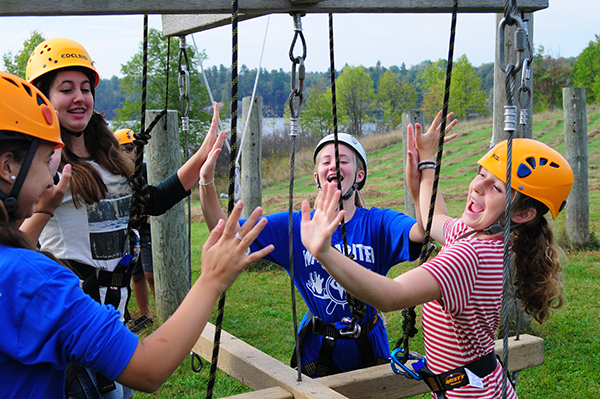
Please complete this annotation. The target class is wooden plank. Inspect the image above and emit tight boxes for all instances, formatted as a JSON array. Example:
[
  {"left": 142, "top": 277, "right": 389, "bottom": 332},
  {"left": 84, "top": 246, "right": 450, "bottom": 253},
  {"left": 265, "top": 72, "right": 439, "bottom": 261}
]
[
  {"left": 193, "top": 323, "right": 350, "bottom": 399},
  {"left": 225, "top": 386, "right": 293, "bottom": 399},
  {"left": 161, "top": 14, "right": 263, "bottom": 37},
  {"left": 0, "top": 0, "right": 549, "bottom": 17},
  {"left": 193, "top": 325, "right": 543, "bottom": 399}
]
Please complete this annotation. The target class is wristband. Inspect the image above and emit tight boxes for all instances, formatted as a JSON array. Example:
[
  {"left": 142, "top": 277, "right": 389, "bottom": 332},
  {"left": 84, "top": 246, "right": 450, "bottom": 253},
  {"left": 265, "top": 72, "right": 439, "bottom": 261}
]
[
  {"left": 34, "top": 210, "right": 54, "bottom": 218},
  {"left": 199, "top": 178, "right": 215, "bottom": 186},
  {"left": 418, "top": 160, "right": 436, "bottom": 171}
]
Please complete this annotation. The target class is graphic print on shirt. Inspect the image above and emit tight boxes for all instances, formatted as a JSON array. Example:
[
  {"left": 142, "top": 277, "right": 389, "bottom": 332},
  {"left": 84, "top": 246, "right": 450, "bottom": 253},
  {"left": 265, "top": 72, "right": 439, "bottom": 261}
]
[
  {"left": 87, "top": 178, "right": 131, "bottom": 260},
  {"left": 303, "top": 242, "right": 376, "bottom": 316}
]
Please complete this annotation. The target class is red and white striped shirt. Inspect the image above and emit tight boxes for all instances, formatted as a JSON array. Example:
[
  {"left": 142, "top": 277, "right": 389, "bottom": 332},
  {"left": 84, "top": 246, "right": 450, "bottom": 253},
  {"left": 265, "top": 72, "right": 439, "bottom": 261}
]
[{"left": 421, "top": 218, "right": 517, "bottom": 398}]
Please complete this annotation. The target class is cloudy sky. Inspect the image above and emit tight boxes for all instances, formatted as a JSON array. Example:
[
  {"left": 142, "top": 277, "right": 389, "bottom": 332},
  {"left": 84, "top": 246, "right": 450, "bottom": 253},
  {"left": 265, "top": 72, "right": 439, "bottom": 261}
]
[{"left": 0, "top": 1, "right": 597, "bottom": 79}]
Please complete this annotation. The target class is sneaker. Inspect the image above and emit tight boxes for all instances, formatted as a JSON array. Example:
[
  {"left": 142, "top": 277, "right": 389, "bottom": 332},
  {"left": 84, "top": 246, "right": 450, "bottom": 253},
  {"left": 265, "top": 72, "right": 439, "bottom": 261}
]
[{"left": 129, "top": 315, "right": 153, "bottom": 333}]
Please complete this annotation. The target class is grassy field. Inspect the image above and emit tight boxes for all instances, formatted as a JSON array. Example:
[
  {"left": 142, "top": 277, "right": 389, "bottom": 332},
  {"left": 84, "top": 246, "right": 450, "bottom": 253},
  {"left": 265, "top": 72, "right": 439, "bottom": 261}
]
[{"left": 132, "top": 106, "right": 600, "bottom": 398}]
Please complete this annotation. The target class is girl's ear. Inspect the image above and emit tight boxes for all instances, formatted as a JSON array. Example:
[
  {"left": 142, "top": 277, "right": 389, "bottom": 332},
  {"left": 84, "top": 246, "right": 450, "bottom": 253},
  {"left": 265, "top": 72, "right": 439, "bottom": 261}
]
[
  {"left": 0, "top": 152, "right": 20, "bottom": 185},
  {"left": 511, "top": 208, "right": 537, "bottom": 224},
  {"left": 356, "top": 169, "right": 365, "bottom": 184}
]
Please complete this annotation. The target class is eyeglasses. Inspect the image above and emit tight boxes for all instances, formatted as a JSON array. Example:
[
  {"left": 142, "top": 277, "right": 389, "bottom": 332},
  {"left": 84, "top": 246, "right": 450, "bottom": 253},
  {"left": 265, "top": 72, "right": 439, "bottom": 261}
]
[{"left": 122, "top": 144, "right": 135, "bottom": 153}]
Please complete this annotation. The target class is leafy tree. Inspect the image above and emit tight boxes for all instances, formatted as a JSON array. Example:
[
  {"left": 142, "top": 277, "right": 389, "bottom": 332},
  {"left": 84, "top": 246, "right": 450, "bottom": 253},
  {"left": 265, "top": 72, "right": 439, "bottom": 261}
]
[
  {"left": 300, "top": 85, "right": 335, "bottom": 138},
  {"left": 572, "top": 35, "right": 600, "bottom": 104},
  {"left": 376, "top": 69, "right": 417, "bottom": 130},
  {"left": 420, "top": 56, "right": 487, "bottom": 120},
  {"left": 116, "top": 29, "right": 211, "bottom": 148},
  {"left": 336, "top": 65, "right": 375, "bottom": 136},
  {"left": 449, "top": 55, "right": 488, "bottom": 119},
  {"left": 533, "top": 45, "right": 574, "bottom": 112},
  {"left": 96, "top": 76, "right": 125, "bottom": 120},
  {"left": 3, "top": 31, "right": 46, "bottom": 78}
]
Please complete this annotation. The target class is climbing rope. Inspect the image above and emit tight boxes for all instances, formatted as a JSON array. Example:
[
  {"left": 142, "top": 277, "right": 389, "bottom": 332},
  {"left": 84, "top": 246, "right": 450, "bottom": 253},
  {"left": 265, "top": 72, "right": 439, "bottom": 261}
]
[
  {"left": 205, "top": 1, "right": 239, "bottom": 397},
  {"left": 394, "top": 0, "right": 459, "bottom": 367},
  {"left": 177, "top": 35, "right": 194, "bottom": 290},
  {"left": 328, "top": 12, "right": 367, "bottom": 343},
  {"left": 128, "top": 14, "right": 167, "bottom": 234},
  {"left": 287, "top": 11, "right": 306, "bottom": 382},
  {"left": 497, "top": 0, "right": 528, "bottom": 397}
]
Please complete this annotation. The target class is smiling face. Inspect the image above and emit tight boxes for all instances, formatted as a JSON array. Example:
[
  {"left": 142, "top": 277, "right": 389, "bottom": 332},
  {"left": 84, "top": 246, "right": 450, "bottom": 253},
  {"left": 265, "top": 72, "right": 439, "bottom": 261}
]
[
  {"left": 462, "top": 166, "right": 509, "bottom": 233},
  {"left": 47, "top": 70, "right": 94, "bottom": 134},
  {"left": 314, "top": 143, "right": 365, "bottom": 198}
]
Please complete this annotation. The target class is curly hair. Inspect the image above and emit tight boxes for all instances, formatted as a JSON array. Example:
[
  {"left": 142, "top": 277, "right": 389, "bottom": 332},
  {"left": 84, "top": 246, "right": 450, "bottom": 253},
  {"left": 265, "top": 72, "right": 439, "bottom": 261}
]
[{"left": 510, "top": 195, "right": 564, "bottom": 324}]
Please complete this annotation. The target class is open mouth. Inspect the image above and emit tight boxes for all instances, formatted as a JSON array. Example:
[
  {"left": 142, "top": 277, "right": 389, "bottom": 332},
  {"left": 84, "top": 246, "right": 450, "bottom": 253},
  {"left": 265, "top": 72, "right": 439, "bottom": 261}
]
[
  {"left": 68, "top": 108, "right": 86, "bottom": 114},
  {"left": 327, "top": 174, "right": 343, "bottom": 183},
  {"left": 467, "top": 199, "right": 484, "bottom": 213}
]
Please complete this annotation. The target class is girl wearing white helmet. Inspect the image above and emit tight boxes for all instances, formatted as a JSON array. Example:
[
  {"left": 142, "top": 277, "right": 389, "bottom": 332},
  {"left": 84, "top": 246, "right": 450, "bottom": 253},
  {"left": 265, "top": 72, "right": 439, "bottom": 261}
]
[
  {"left": 25, "top": 38, "right": 233, "bottom": 399},
  {"left": 300, "top": 112, "right": 573, "bottom": 398},
  {"left": 198, "top": 106, "right": 458, "bottom": 377},
  {"left": 0, "top": 71, "right": 273, "bottom": 399}
]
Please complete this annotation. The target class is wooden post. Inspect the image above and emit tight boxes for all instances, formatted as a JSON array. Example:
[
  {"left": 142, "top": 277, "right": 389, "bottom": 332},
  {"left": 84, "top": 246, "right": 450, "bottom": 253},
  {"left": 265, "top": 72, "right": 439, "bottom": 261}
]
[
  {"left": 492, "top": 12, "right": 534, "bottom": 144},
  {"left": 402, "top": 110, "right": 424, "bottom": 218},
  {"left": 563, "top": 87, "right": 590, "bottom": 245},
  {"left": 146, "top": 110, "right": 190, "bottom": 320},
  {"left": 240, "top": 96, "right": 263, "bottom": 219}
]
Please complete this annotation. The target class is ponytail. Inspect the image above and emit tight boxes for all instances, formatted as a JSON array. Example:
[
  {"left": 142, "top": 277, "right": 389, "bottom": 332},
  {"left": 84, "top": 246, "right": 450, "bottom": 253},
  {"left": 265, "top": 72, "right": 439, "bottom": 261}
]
[{"left": 511, "top": 196, "right": 563, "bottom": 324}]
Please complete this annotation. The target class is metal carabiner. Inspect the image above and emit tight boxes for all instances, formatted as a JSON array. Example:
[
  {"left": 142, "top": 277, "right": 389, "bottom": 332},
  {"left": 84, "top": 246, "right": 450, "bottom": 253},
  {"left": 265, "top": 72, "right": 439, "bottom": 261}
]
[
  {"left": 338, "top": 317, "right": 361, "bottom": 338},
  {"left": 496, "top": 15, "right": 526, "bottom": 74},
  {"left": 390, "top": 348, "right": 423, "bottom": 380}
]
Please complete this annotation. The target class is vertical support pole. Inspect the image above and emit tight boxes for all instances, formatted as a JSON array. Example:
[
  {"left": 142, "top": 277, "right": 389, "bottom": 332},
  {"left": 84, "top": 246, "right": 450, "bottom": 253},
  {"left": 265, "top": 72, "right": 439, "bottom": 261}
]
[
  {"left": 241, "top": 96, "right": 263, "bottom": 218},
  {"left": 563, "top": 87, "right": 590, "bottom": 245},
  {"left": 146, "top": 109, "right": 190, "bottom": 320},
  {"left": 492, "top": 12, "right": 534, "bottom": 144},
  {"left": 402, "top": 110, "right": 424, "bottom": 218}
]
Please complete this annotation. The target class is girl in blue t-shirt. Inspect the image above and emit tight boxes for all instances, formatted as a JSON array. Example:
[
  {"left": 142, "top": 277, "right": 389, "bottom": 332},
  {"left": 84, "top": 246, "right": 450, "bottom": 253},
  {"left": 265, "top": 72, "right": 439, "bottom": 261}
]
[
  {"left": 0, "top": 71, "right": 273, "bottom": 399},
  {"left": 198, "top": 104, "right": 458, "bottom": 377}
]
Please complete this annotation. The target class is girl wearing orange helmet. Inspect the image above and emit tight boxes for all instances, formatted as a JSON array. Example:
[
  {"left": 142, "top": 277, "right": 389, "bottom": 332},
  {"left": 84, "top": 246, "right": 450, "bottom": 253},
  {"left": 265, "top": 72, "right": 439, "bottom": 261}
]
[
  {"left": 0, "top": 71, "right": 272, "bottom": 399},
  {"left": 25, "top": 38, "right": 236, "bottom": 398},
  {"left": 300, "top": 111, "right": 573, "bottom": 398}
]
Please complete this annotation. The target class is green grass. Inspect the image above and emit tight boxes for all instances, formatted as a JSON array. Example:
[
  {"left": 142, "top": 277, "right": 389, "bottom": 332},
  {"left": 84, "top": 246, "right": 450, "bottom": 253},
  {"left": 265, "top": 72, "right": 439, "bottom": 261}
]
[{"left": 131, "top": 105, "right": 600, "bottom": 398}]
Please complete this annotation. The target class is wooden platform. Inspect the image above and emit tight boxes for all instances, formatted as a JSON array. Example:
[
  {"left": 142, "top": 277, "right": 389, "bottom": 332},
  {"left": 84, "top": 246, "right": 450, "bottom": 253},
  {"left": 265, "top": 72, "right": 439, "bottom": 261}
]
[{"left": 192, "top": 323, "right": 544, "bottom": 399}]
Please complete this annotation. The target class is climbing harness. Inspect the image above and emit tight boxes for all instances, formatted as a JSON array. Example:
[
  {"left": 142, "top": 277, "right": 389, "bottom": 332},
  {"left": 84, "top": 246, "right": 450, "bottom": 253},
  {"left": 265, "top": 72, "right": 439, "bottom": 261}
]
[{"left": 286, "top": 11, "right": 307, "bottom": 382}]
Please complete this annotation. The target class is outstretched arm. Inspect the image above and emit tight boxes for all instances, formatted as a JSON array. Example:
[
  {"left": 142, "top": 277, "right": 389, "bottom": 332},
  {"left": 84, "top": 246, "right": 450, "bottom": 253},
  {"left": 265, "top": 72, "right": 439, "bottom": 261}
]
[
  {"left": 116, "top": 201, "right": 273, "bottom": 392},
  {"left": 300, "top": 182, "right": 441, "bottom": 313}
]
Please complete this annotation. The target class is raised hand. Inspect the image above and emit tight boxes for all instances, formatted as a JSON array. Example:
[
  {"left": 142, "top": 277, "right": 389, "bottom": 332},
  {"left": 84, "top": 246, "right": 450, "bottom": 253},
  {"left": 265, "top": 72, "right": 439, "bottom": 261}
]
[
  {"left": 300, "top": 181, "right": 345, "bottom": 261},
  {"left": 413, "top": 110, "right": 459, "bottom": 161},
  {"left": 199, "top": 201, "right": 273, "bottom": 294}
]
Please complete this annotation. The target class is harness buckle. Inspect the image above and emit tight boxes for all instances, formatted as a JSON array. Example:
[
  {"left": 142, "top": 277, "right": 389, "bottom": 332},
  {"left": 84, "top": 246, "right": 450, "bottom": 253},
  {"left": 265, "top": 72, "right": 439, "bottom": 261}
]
[
  {"left": 390, "top": 347, "right": 423, "bottom": 380},
  {"left": 338, "top": 317, "right": 361, "bottom": 338}
]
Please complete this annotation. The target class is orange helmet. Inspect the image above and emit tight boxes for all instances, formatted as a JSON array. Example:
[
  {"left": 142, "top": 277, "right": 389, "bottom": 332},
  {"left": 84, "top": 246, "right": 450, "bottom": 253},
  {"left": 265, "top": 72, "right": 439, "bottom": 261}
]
[
  {"left": 26, "top": 38, "right": 99, "bottom": 87},
  {"left": 477, "top": 138, "right": 573, "bottom": 220},
  {"left": 0, "top": 71, "right": 63, "bottom": 148},
  {"left": 114, "top": 128, "right": 135, "bottom": 145}
]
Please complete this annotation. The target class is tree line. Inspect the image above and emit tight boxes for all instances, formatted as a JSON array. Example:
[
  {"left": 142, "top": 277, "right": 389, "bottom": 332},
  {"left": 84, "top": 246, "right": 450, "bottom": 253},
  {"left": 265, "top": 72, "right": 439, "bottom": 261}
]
[{"left": 4, "top": 29, "right": 599, "bottom": 143}]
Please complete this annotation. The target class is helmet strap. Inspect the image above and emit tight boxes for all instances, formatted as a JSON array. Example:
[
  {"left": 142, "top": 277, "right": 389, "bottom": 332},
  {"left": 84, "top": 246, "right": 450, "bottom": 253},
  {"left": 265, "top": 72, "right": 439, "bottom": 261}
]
[
  {"left": 0, "top": 139, "right": 40, "bottom": 226},
  {"left": 481, "top": 191, "right": 522, "bottom": 235}
]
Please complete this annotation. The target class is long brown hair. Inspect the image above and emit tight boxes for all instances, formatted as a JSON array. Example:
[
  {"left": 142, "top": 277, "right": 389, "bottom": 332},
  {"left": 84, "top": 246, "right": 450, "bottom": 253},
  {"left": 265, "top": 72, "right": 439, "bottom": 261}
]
[
  {"left": 510, "top": 195, "right": 564, "bottom": 324},
  {"left": 33, "top": 68, "right": 134, "bottom": 207}
]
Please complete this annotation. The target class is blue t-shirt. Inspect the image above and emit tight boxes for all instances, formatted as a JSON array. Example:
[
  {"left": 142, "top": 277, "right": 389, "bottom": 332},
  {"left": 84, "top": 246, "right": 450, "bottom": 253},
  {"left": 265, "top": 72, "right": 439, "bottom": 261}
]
[
  {"left": 244, "top": 207, "right": 420, "bottom": 372},
  {"left": 0, "top": 245, "right": 139, "bottom": 399}
]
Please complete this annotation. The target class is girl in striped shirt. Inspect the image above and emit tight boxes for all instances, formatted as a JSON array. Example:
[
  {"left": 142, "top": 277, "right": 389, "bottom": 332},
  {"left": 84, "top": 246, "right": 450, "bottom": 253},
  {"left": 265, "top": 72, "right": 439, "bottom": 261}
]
[{"left": 300, "top": 111, "right": 573, "bottom": 398}]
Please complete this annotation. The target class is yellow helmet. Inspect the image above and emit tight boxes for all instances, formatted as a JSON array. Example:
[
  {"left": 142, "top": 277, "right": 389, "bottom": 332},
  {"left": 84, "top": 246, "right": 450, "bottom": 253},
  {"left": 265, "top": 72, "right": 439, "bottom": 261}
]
[
  {"left": 26, "top": 38, "right": 99, "bottom": 87},
  {"left": 477, "top": 138, "right": 573, "bottom": 220},
  {"left": 0, "top": 71, "right": 63, "bottom": 148},
  {"left": 114, "top": 128, "right": 135, "bottom": 145}
]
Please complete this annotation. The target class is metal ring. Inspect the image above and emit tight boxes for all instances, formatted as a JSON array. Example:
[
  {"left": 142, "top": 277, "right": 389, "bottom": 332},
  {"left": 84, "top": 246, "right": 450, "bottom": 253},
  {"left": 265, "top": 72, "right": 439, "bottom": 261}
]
[{"left": 235, "top": 232, "right": 244, "bottom": 240}]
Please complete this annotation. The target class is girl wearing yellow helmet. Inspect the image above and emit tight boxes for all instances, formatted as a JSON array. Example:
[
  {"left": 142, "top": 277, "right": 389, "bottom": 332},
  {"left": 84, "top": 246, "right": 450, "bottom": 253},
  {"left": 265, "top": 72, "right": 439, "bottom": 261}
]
[
  {"left": 25, "top": 38, "right": 233, "bottom": 399},
  {"left": 0, "top": 71, "right": 272, "bottom": 399},
  {"left": 299, "top": 113, "right": 573, "bottom": 398}
]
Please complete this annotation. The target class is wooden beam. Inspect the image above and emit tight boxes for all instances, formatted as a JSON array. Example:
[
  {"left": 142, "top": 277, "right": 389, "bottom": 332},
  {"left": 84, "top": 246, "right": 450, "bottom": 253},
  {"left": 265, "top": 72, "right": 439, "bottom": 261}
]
[
  {"left": 193, "top": 324, "right": 544, "bottom": 399},
  {"left": 193, "top": 323, "right": 350, "bottom": 399},
  {"left": 0, "top": 0, "right": 549, "bottom": 17}
]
